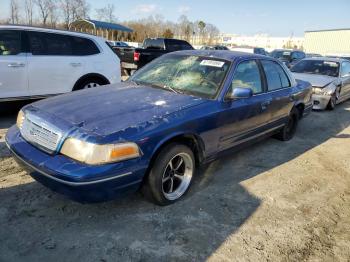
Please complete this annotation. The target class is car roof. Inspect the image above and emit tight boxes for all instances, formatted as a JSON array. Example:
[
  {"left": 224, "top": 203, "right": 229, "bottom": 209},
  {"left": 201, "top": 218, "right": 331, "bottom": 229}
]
[
  {"left": 0, "top": 25, "right": 103, "bottom": 40},
  {"left": 170, "top": 50, "right": 268, "bottom": 61},
  {"left": 302, "top": 57, "right": 349, "bottom": 63}
]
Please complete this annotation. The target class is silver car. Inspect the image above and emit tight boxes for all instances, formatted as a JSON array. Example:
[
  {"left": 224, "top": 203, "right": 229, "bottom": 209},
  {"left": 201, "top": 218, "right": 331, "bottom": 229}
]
[{"left": 291, "top": 58, "right": 350, "bottom": 110}]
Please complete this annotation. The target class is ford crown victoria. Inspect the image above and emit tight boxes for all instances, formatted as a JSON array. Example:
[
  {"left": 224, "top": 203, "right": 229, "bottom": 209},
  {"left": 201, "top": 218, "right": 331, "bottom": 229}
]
[{"left": 6, "top": 50, "right": 312, "bottom": 205}]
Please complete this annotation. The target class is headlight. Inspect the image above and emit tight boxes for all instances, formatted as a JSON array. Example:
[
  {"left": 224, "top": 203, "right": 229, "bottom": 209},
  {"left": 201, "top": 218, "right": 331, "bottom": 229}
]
[
  {"left": 60, "top": 137, "right": 141, "bottom": 165},
  {"left": 16, "top": 110, "right": 25, "bottom": 129}
]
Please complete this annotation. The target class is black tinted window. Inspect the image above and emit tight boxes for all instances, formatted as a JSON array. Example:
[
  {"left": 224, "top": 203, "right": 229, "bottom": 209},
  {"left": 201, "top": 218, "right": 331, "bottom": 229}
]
[
  {"left": 71, "top": 36, "right": 99, "bottom": 55},
  {"left": 180, "top": 41, "right": 193, "bottom": 50},
  {"left": 0, "top": 30, "right": 21, "bottom": 55},
  {"left": 28, "top": 32, "right": 71, "bottom": 55},
  {"left": 143, "top": 39, "right": 164, "bottom": 49},
  {"left": 261, "top": 60, "right": 290, "bottom": 90},
  {"left": 28, "top": 32, "right": 99, "bottom": 56},
  {"left": 231, "top": 60, "right": 262, "bottom": 94}
]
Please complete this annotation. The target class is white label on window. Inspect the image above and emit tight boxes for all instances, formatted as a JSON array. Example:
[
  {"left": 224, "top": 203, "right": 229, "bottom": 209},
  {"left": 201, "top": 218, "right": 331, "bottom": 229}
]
[
  {"left": 324, "top": 61, "right": 338, "bottom": 67},
  {"left": 200, "top": 60, "right": 225, "bottom": 68},
  {"left": 283, "top": 51, "right": 291, "bottom": 55}
]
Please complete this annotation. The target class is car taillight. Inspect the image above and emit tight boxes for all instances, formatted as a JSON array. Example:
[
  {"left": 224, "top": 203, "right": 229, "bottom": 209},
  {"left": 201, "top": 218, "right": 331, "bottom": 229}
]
[{"left": 134, "top": 52, "right": 140, "bottom": 62}]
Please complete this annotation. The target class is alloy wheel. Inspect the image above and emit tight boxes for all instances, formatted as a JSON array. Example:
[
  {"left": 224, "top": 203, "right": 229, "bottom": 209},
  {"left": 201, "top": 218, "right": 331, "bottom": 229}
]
[{"left": 162, "top": 152, "right": 194, "bottom": 201}]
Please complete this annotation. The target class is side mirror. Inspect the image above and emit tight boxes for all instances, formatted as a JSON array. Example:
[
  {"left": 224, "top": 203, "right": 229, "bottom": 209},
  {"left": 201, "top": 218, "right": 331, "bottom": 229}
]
[{"left": 227, "top": 87, "right": 253, "bottom": 100}]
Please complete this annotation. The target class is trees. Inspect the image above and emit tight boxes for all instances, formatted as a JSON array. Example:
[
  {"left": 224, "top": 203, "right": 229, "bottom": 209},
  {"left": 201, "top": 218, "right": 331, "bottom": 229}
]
[
  {"left": 2, "top": 2, "right": 220, "bottom": 44},
  {"left": 60, "top": 0, "right": 90, "bottom": 29},
  {"left": 95, "top": 4, "right": 116, "bottom": 22},
  {"left": 10, "top": 0, "right": 20, "bottom": 24},
  {"left": 24, "top": 0, "right": 34, "bottom": 25},
  {"left": 34, "top": 0, "right": 51, "bottom": 26},
  {"left": 163, "top": 29, "right": 174, "bottom": 38}
]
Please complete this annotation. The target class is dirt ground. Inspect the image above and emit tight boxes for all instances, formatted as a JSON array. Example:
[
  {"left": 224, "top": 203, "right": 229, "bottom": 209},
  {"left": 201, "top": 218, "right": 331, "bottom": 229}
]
[{"left": 1, "top": 101, "right": 350, "bottom": 262}]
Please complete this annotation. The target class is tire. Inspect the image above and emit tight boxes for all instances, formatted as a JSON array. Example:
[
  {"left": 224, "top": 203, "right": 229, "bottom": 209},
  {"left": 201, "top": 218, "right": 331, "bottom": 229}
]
[
  {"left": 143, "top": 143, "right": 195, "bottom": 206},
  {"left": 327, "top": 93, "right": 336, "bottom": 110},
  {"left": 73, "top": 77, "right": 108, "bottom": 91},
  {"left": 275, "top": 107, "right": 299, "bottom": 141}
]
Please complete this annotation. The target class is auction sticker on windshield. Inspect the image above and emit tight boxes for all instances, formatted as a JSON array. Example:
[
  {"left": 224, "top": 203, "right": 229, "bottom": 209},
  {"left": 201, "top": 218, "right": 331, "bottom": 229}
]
[{"left": 200, "top": 60, "right": 225, "bottom": 68}]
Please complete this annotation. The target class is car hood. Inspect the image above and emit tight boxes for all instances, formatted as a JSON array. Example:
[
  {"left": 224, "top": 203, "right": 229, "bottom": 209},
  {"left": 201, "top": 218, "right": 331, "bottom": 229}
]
[
  {"left": 29, "top": 82, "right": 205, "bottom": 138},
  {"left": 292, "top": 73, "right": 337, "bottom": 88}
]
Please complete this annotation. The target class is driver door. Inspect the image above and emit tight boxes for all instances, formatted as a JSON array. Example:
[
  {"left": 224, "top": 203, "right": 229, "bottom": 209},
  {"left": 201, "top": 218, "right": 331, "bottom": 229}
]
[{"left": 216, "top": 59, "right": 272, "bottom": 151}]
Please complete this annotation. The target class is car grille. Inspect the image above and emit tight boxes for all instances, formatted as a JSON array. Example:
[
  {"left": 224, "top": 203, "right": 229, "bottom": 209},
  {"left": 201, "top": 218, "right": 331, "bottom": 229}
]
[{"left": 20, "top": 114, "right": 63, "bottom": 153}]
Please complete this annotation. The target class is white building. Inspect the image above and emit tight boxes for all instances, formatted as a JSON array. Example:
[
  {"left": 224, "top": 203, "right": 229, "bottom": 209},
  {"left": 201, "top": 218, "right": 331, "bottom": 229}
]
[
  {"left": 218, "top": 33, "right": 304, "bottom": 51},
  {"left": 304, "top": 29, "right": 350, "bottom": 56}
]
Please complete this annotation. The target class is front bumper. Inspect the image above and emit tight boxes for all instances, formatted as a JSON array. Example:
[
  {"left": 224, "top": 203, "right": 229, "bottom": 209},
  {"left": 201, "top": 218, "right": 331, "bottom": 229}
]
[
  {"left": 312, "top": 94, "right": 331, "bottom": 110},
  {"left": 5, "top": 126, "right": 148, "bottom": 202}
]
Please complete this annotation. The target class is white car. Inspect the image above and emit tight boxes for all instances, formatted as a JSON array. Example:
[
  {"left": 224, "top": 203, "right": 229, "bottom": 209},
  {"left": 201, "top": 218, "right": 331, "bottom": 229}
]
[{"left": 0, "top": 25, "right": 121, "bottom": 102}]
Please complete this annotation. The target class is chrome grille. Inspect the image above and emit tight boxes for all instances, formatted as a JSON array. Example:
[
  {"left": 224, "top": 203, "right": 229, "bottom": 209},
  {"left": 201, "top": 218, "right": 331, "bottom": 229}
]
[{"left": 20, "top": 113, "right": 63, "bottom": 153}]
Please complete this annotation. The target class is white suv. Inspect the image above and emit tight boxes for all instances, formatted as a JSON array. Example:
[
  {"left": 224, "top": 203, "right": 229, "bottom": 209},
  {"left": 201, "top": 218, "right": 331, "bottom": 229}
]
[{"left": 0, "top": 25, "right": 121, "bottom": 101}]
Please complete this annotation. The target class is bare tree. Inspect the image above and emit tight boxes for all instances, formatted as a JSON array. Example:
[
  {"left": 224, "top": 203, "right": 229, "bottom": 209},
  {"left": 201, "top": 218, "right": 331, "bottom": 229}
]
[
  {"left": 95, "top": 4, "right": 116, "bottom": 22},
  {"left": 10, "top": 0, "right": 20, "bottom": 24},
  {"left": 24, "top": 0, "right": 34, "bottom": 25},
  {"left": 35, "top": 0, "right": 51, "bottom": 26},
  {"left": 48, "top": 1, "right": 59, "bottom": 28},
  {"left": 60, "top": 0, "right": 90, "bottom": 29}
]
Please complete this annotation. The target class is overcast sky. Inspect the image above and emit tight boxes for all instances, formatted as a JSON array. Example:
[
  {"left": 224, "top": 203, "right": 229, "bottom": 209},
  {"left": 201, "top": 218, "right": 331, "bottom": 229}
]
[{"left": 1, "top": 0, "right": 350, "bottom": 36}]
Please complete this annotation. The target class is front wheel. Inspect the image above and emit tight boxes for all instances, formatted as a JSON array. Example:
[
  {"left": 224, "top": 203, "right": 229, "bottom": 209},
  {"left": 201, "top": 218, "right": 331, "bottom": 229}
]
[
  {"left": 275, "top": 108, "right": 299, "bottom": 141},
  {"left": 327, "top": 93, "right": 336, "bottom": 110},
  {"left": 144, "top": 144, "right": 195, "bottom": 205}
]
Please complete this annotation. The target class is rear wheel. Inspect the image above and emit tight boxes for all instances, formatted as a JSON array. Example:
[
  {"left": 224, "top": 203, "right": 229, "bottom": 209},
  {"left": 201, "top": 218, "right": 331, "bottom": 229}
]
[
  {"left": 73, "top": 77, "right": 108, "bottom": 91},
  {"left": 143, "top": 144, "right": 195, "bottom": 205},
  {"left": 275, "top": 108, "right": 299, "bottom": 141}
]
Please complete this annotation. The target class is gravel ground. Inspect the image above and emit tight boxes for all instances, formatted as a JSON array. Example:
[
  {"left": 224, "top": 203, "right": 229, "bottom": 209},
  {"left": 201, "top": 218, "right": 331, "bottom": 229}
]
[{"left": 0, "top": 101, "right": 350, "bottom": 262}]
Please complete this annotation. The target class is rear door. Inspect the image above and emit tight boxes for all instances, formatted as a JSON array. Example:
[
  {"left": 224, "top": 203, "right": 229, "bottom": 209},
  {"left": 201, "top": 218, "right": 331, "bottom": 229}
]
[
  {"left": 260, "top": 59, "right": 293, "bottom": 126},
  {"left": 0, "top": 30, "right": 28, "bottom": 99},
  {"left": 26, "top": 31, "right": 83, "bottom": 96}
]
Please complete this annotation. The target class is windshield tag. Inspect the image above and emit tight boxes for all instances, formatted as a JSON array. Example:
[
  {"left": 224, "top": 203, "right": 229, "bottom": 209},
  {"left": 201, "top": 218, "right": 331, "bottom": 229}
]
[{"left": 200, "top": 60, "right": 225, "bottom": 68}]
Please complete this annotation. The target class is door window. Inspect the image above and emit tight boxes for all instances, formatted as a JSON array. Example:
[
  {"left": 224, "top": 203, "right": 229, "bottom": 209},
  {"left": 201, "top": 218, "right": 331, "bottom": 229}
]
[
  {"left": 261, "top": 60, "right": 290, "bottom": 91},
  {"left": 71, "top": 36, "right": 100, "bottom": 56},
  {"left": 0, "top": 30, "right": 21, "bottom": 55},
  {"left": 230, "top": 60, "right": 263, "bottom": 94},
  {"left": 28, "top": 31, "right": 72, "bottom": 55},
  {"left": 341, "top": 62, "right": 350, "bottom": 77}
]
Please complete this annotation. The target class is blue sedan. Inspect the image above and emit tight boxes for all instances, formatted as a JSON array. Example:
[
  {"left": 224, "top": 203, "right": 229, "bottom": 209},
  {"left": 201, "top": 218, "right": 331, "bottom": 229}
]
[{"left": 6, "top": 50, "right": 313, "bottom": 205}]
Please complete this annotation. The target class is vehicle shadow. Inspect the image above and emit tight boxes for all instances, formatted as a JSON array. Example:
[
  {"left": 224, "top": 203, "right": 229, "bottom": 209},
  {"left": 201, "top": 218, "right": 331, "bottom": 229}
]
[{"left": 0, "top": 101, "right": 350, "bottom": 261}]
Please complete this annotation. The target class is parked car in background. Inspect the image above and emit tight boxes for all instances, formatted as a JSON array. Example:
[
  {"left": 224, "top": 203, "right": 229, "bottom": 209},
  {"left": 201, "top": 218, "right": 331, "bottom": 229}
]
[
  {"left": 0, "top": 25, "right": 121, "bottom": 102},
  {"left": 327, "top": 54, "right": 350, "bottom": 61},
  {"left": 6, "top": 50, "right": 312, "bottom": 205},
  {"left": 231, "top": 47, "right": 269, "bottom": 56},
  {"left": 306, "top": 53, "right": 322, "bottom": 58},
  {"left": 291, "top": 57, "right": 350, "bottom": 110},
  {"left": 200, "top": 45, "right": 229, "bottom": 50},
  {"left": 270, "top": 49, "right": 306, "bottom": 68},
  {"left": 118, "top": 38, "right": 194, "bottom": 76},
  {"left": 108, "top": 41, "right": 129, "bottom": 47}
]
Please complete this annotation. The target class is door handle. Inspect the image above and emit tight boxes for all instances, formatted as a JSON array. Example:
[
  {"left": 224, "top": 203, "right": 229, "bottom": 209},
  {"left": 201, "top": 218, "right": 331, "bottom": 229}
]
[
  {"left": 70, "top": 62, "right": 81, "bottom": 67},
  {"left": 8, "top": 63, "right": 25, "bottom": 68},
  {"left": 261, "top": 100, "right": 271, "bottom": 111}
]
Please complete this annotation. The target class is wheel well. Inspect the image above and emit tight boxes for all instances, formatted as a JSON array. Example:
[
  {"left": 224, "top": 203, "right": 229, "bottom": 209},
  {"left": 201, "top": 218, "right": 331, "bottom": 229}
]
[
  {"left": 73, "top": 73, "right": 110, "bottom": 91},
  {"left": 295, "top": 103, "right": 304, "bottom": 119},
  {"left": 143, "top": 134, "right": 205, "bottom": 183}
]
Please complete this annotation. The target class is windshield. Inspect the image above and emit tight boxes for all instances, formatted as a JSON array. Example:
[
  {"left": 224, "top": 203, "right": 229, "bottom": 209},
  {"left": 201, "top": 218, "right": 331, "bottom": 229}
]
[
  {"left": 291, "top": 60, "right": 339, "bottom": 77},
  {"left": 129, "top": 54, "right": 231, "bottom": 99}
]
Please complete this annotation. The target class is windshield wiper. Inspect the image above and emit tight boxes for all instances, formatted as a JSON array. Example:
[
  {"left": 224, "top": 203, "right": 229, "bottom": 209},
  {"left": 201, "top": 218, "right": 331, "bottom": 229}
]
[{"left": 163, "top": 85, "right": 182, "bottom": 94}]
